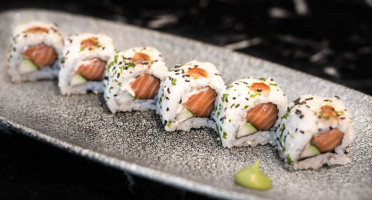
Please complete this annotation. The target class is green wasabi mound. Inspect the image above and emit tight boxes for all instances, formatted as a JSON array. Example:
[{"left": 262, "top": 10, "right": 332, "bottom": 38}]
[{"left": 234, "top": 160, "right": 272, "bottom": 190}]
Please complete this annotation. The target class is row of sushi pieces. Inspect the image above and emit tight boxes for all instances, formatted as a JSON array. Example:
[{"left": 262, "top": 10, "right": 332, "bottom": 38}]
[{"left": 6, "top": 21, "right": 353, "bottom": 171}]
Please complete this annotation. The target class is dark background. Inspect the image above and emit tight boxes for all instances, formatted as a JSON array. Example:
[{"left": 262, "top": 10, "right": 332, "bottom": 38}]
[{"left": 1, "top": 0, "right": 371, "bottom": 199}]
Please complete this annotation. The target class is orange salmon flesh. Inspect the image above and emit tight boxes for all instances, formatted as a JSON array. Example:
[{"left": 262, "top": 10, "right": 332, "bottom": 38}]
[
  {"left": 23, "top": 44, "right": 57, "bottom": 68},
  {"left": 75, "top": 58, "right": 106, "bottom": 81},
  {"left": 311, "top": 128, "right": 344, "bottom": 153},
  {"left": 183, "top": 87, "right": 217, "bottom": 117},
  {"left": 244, "top": 103, "right": 279, "bottom": 131},
  {"left": 130, "top": 73, "right": 160, "bottom": 99}
]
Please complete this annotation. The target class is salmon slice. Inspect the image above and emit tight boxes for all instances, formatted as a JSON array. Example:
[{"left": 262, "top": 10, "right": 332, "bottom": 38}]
[
  {"left": 244, "top": 103, "right": 278, "bottom": 131},
  {"left": 320, "top": 105, "right": 339, "bottom": 120},
  {"left": 75, "top": 58, "right": 106, "bottom": 81},
  {"left": 187, "top": 68, "right": 208, "bottom": 79},
  {"left": 250, "top": 82, "right": 270, "bottom": 96},
  {"left": 81, "top": 37, "right": 98, "bottom": 50},
  {"left": 26, "top": 26, "right": 49, "bottom": 33},
  {"left": 131, "top": 52, "right": 151, "bottom": 65},
  {"left": 183, "top": 87, "right": 217, "bottom": 117},
  {"left": 311, "top": 128, "right": 344, "bottom": 153},
  {"left": 130, "top": 73, "right": 160, "bottom": 99},
  {"left": 23, "top": 44, "right": 57, "bottom": 68}
]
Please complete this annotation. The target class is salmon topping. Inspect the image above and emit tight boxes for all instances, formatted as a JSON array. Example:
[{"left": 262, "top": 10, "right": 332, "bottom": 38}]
[
  {"left": 183, "top": 87, "right": 217, "bottom": 117},
  {"left": 320, "top": 105, "right": 339, "bottom": 120},
  {"left": 81, "top": 37, "right": 99, "bottom": 50},
  {"left": 244, "top": 103, "right": 278, "bottom": 131},
  {"left": 23, "top": 44, "right": 57, "bottom": 68},
  {"left": 311, "top": 128, "right": 344, "bottom": 153},
  {"left": 187, "top": 68, "right": 208, "bottom": 79},
  {"left": 26, "top": 26, "right": 49, "bottom": 33},
  {"left": 131, "top": 52, "right": 151, "bottom": 65},
  {"left": 250, "top": 82, "right": 270, "bottom": 97},
  {"left": 130, "top": 73, "right": 160, "bottom": 99},
  {"left": 75, "top": 58, "right": 106, "bottom": 81}
]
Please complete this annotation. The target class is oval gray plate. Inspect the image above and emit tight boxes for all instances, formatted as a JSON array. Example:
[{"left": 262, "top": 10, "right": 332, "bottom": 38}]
[{"left": 0, "top": 9, "right": 371, "bottom": 200}]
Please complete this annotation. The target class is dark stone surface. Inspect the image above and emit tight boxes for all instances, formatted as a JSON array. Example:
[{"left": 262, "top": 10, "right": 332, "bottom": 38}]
[{"left": 1, "top": 0, "right": 371, "bottom": 199}]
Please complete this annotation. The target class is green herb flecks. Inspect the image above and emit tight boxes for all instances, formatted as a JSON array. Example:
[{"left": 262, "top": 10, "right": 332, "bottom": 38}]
[
  {"left": 259, "top": 77, "right": 266, "bottom": 81},
  {"left": 221, "top": 93, "right": 229, "bottom": 102},
  {"left": 286, "top": 154, "right": 293, "bottom": 165},
  {"left": 222, "top": 132, "right": 227, "bottom": 139},
  {"left": 171, "top": 78, "right": 177, "bottom": 86}
]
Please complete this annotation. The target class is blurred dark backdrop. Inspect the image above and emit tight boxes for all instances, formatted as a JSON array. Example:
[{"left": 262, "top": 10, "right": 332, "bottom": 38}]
[{"left": 1, "top": 0, "right": 371, "bottom": 199}]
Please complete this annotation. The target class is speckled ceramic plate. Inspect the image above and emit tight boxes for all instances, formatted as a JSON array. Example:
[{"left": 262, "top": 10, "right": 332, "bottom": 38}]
[{"left": 0, "top": 9, "right": 371, "bottom": 200}]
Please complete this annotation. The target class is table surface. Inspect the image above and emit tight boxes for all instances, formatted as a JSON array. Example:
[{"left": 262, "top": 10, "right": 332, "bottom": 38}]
[{"left": 1, "top": 0, "right": 371, "bottom": 199}]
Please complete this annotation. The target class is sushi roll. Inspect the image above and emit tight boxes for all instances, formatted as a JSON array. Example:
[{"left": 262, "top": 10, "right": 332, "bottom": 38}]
[
  {"left": 104, "top": 47, "right": 168, "bottom": 112},
  {"left": 212, "top": 77, "right": 288, "bottom": 148},
  {"left": 156, "top": 60, "right": 225, "bottom": 131},
  {"left": 58, "top": 33, "right": 115, "bottom": 95},
  {"left": 274, "top": 95, "right": 353, "bottom": 170},
  {"left": 6, "top": 21, "right": 64, "bottom": 82}
]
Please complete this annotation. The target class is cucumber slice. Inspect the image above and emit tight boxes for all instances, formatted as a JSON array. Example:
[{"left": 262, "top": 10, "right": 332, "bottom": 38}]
[
  {"left": 175, "top": 107, "right": 194, "bottom": 122},
  {"left": 19, "top": 57, "right": 38, "bottom": 74},
  {"left": 117, "top": 93, "right": 135, "bottom": 103},
  {"left": 299, "top": 144, "right": 321, "bottom": 159},
  {"left": 236, "top": 122, "right": 258, "bottom": 139},
  {"left": 69, "top": 73, "right": 88, "bottom": 86}
]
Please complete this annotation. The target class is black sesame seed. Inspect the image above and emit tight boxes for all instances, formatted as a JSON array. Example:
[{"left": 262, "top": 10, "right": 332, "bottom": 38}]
[
  {"left": 232, "top": 97, "right": 236, "bottom": 100},
  {"left": 185, "top": 80, "right": 190, "bottom": 82},
  {"left": 118, "top": 61, "right": 122, "bottom": 65},
  {"left": 167, "top": 88, "right": 170, "bottom": 94},
  {"left": 318, "top": 128, "right": 322, "bottom": 132},
  {"left": 235, "top": 104, "right": 240, "bottom": 108},
  {"left": 165, "top": 97, "right": 169, "bottom": 100},
  {"left": 102, "top": 47, "right": 105, "bottom": 50},
  {"left": 117, "top": 73, "right": 120, "bottom": 78},
  {"left": 245, "top": 97, "right": 249, "bottom": 101},
  {"left": 23, "top": 34, "right": 27, "bottom": 38},
  {"left": 143, "top": 62, "right": 149, "bottom": 65},
  {"left": 113, "top": 94, "right": 118, "bottom": 97},
  {"left": 300, "top": 130, "right": 304, "bottom": 134},
  {"left": 299, "top": 115, "right": 304, "bottom": 119},
  {"left": 179, "top": 99, "right": 182, "bottom": 104},
  {"left": 295, "top": 128, "right": 298, "bottom": 132},
  {"left": 340, "top": 117, "right": 345, "bottom": 120},
  {"left": 166, "top": 107, "right": 169, "bottom": 111},
  {"left": 295, "top": 109, "right": 302, "bottom": 115},
  {"left": 257, "top": 88, "right": 262, "bottom": 92},
  {"left": 175, "top": 73, "right": 180, "bottom": 75}
]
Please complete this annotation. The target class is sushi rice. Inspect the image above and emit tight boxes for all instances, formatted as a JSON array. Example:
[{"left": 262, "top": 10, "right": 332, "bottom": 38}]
[
  {"left": 212, "top": 77, "right": 288, "bottom": 148},
  {"left": 156, "top": 60, "right": 225, "bottom": 131},
  {"left": 58, "top": 33, "right": 115, "bottom": 95},
  {"left": 274, "top": 95, "right": 353, "bottom": 170},
  {"left": 104, "top": 47, "right": 168, "bottom": 113},
  {"left": 6, "top": 21, "right": 64, "bottom": 82}
]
